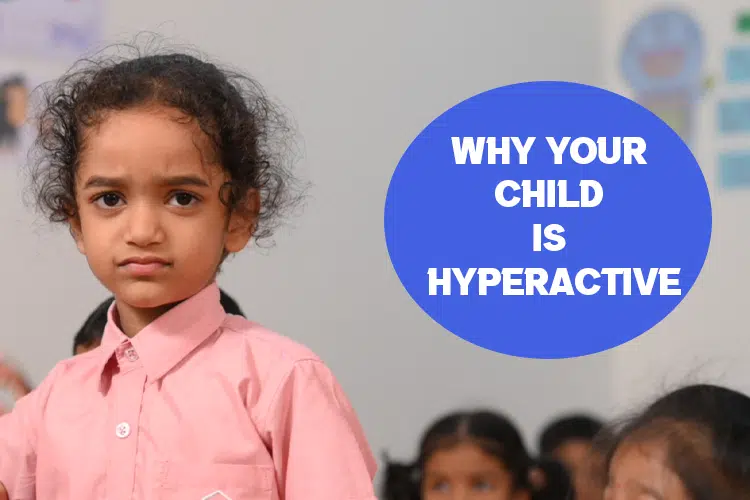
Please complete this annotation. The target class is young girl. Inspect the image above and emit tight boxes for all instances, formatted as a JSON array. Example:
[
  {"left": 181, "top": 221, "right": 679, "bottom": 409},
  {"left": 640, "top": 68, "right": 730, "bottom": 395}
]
[
  {"left": 382, "top": 410, "right": 574, "bottom": 500},
  {"left": 0, "top": 46, "right": 377, "bottom": 499},
  {"left": 604, "top": 384, "right": 750, "bottom": 500}
]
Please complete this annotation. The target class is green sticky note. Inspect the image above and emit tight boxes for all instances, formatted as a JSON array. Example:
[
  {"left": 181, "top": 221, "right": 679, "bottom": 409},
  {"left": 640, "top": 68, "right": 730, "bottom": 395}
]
[{"left": 738, "top": 12, "right": 750, "bottom": 33}]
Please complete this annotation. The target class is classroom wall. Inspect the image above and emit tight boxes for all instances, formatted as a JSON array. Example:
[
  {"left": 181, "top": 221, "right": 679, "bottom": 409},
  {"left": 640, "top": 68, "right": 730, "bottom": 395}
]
[
  {"left": 0, "top": 0, "right": 611, "bottom": 470},
  {"left": 602, "top": 0, "right": 750, "bottom": 413}
]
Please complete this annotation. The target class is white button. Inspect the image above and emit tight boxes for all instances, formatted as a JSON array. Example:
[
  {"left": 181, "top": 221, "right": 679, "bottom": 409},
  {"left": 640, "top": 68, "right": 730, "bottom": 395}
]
[
  {"left": 116, "top": 422, "right": 131, "bottom": 439},
  {"left": 125, "top": 348, "right": 139, "bottom": 362}
]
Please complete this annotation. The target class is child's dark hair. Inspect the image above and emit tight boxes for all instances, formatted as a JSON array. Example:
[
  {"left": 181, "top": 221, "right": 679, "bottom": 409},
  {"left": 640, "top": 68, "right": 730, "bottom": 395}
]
[
  {"left": 29, "top": 38, "right": 303, "bottom": 245},
  {"left": 382, "top": 410, "right": 574, "bottom": 500},
  {"left": 602, "top": 384, "right": 750, "bottom": 500},
  {"left": 73, "top": 296, "right": 114, "bottom": 354},
  {"left": 539, "top": 414, "right": 604, "bottom": 456},
  {"left": 218, "top": 290, "right": 245, "bottom": 317},
  {"left": 73, "top": 289, "right": 246, "bottom": 354}
]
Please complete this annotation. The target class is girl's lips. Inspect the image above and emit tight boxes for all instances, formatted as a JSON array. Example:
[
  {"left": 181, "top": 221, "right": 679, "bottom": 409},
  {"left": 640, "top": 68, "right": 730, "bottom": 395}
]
[
  {"left": 118, "top": 257, "right": 171, "bottom": 277},
  {"left": 121, "top": 262, "right": 169, "bottom": 276}
]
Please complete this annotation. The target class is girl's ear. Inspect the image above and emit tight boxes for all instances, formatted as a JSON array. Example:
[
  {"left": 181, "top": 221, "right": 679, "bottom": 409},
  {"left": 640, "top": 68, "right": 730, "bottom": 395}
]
[
  {"left": 225, "top": 189, "right": 260, "bottom": 253},
  {"left": 69, "top": 216, "right": 86, "bottom": 254}
]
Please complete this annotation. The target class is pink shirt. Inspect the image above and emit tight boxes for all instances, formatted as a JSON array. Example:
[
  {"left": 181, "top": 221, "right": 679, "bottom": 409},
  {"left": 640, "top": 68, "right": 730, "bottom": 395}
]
[{"left": 0, "top": 283, "right": 378, "bottom": 499}]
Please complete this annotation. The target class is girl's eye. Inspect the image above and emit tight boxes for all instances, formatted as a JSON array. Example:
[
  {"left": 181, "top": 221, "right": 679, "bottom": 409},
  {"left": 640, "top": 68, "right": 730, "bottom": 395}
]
[
  {"left": 472, "top": 480, "right": 492, "bottom": 491},
  {"left": 94, "top": 192, "right": 124, "bottom": 208},
  {"left": 430, "top": 481, "right": 449, "bottom": 492},
  {"left": 168, "top": 192, "right": 199, "bottom": 207}
]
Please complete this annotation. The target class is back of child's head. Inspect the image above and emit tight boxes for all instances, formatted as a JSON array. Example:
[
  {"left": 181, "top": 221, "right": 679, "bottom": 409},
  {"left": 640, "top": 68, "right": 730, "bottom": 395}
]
[
  {"left": 539, "top": 414, "right": 603, "bottom": 456},
  {"left": 603, "top": 384, "right": 750, "bottom": 500},
  {"left": 382, "top": 410, "right": 574, "bottom": 500},
  {"left": 539, "top": 414, "right": 604, "bottom": 500},
  {"left": 73, "top": 296, "right": 114, "bottom": 354},
  {"left": 219, "top": 289, "right": 244, "bottom": 317},
  {"left": 29, "top": 39, "right": 301, "bottom": 247}
]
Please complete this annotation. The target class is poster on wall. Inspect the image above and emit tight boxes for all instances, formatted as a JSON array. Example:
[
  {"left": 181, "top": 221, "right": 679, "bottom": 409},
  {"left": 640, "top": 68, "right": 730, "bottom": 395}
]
[
  {"left": 0, "top": 70, "right": 44, "bottom": 168},
  {"left": 0, "top": 73, "right": 28, "bottom": 156},
  {"left": 715, "top": 10, "right": 750, "bottom": 190},
  {"left": 725, "top": 45, "right": 750, "bottom": 83},
  {"left": 0, "top": 0, "right": 102, "bottom": 60},
  {"left": 620, "top": 7, "right": 705, "bottom": 150}
]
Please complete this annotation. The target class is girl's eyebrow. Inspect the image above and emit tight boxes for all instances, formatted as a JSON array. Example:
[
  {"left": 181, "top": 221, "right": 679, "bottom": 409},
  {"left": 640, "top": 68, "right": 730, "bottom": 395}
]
[
  {"left": 635, "top": 482, "right": 664, "bottom": 499},
  {"left": 155, "top": 175, "right": 211, "bottom": 188},
  {"left": 82, "top": 174, "right": 210, "bottom": 190},
  {"left": 82, "top": 175, "right": 126, "bottom": 189}
]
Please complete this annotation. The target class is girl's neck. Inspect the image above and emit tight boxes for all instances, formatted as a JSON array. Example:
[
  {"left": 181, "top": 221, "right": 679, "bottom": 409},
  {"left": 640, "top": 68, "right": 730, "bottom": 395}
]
[{"left": 114, "top": 300, "right": 177, "bottom": 338}]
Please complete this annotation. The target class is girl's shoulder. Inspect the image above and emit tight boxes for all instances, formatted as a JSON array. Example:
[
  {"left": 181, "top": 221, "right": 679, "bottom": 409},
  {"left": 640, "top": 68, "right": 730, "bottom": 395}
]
[
  {"left": 216, "top": 316, "right": 353, "bottom": 427},
  {"left": 218, "top": 314, "right": 323, "bottom": 369}
]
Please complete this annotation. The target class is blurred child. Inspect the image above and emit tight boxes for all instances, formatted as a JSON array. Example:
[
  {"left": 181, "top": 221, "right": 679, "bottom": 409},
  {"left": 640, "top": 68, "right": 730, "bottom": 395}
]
[
  {"left": 0, "top": 74, "right": 28, "bottom": 150},
  {"left": 539, "top": 414, "right": 604, "bottom": 500},
  {"left": 604, "top": 384, "right": 750, "bottom": 499},
  {"left": 0, "top": 43, "right": 376, "bottom": 500},
  {"left": 383, "top": 410, "right": 574, "bottom": 500},
  {"left": 74, "top": 290, "right": 245, "bottom": 355},
  {"left": 0, "top": 358, "right": 31, "bottom": 415}
]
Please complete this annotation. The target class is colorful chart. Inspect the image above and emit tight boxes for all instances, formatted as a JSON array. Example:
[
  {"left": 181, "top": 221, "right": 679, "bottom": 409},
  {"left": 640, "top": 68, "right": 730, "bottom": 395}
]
[{"left": 716, "top": 10, "right": 750, "bottom": 191}]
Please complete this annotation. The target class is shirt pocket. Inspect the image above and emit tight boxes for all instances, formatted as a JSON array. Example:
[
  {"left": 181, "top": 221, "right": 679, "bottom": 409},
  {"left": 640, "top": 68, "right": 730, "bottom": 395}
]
[{"left": 158, "top": 462, "right": 275, "bottom": 500}]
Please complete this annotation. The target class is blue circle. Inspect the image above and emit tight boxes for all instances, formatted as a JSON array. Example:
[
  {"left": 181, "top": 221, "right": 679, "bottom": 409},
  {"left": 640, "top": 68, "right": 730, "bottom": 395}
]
[{"left": 383, "top": 81, "right": 711, "bottom": 359}]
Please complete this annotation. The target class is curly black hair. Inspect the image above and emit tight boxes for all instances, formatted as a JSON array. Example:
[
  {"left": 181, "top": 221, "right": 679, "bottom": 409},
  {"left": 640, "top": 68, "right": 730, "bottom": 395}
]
[{"left": 28, "top": 38, "right": 303, "bottom": 246}]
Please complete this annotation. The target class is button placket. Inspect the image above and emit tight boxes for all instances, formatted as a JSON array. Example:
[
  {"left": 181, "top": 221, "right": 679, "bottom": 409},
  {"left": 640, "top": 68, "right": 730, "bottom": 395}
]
[{"left": 104, "top": 352, "right": 147, "bottom": 500}]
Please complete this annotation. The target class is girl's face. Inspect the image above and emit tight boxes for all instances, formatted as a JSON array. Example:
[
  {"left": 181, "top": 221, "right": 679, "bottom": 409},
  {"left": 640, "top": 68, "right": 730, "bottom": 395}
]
[
  {"left": 422, "top": 442, "right": 528, "bottom": 500},
  {"left": 605, "top": 440, "right": 690, "bottom": 500},
  {"left": 554, "top": 440, "right": 605, "bottom": 500},
  {"left": 72, "top": 106, "right": 253, "bottom": 317}
]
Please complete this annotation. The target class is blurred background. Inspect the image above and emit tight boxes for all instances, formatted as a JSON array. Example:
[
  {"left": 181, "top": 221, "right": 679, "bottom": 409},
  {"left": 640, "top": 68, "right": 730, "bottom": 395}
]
[{"left": 0, "top": 0, "right": 748, "bottom": 484}]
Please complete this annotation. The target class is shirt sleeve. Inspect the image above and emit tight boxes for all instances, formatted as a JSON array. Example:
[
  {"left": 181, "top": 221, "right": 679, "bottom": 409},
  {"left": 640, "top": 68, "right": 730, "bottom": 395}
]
[
  {"left": 0, "top": 365, "right": 58, "bottom": 500},
  {"left": 261, "top": 359, "right": 378, "bottom": 500}
]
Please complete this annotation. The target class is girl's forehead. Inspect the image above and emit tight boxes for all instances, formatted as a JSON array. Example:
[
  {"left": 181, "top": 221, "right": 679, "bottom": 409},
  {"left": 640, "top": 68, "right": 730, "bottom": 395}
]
[
  {"left": 612, "top": 439, "right": 669, "bottom": 470},
  {"left": 77, "top": 106, "right": 222, "bottom": 182},
  {"left": 608, "top": 439, "right": 690, "bottom": 498},
  {"left": 84, "top": 106, "right": 207, "bottom": 151},
  {"left": 425, "top": 442, "right": 507, "bottom": 474}
]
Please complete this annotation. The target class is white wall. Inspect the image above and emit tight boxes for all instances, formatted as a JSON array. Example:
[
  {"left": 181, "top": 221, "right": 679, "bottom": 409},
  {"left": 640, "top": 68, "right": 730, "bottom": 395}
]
[{"left": 0, "top": 0, "right": 610, "bottom": 478}]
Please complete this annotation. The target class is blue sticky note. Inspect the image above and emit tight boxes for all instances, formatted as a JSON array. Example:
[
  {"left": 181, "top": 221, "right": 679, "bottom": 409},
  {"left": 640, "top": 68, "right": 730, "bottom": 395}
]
[
  {"left": 718, "top": 98, "right": 750, "bottom": 133},
  {"left": 719, "top": 151, "right": 750, "bottom": 189},
  {"left": 726, "top": 46, "right": 750, "bottom": 83}
]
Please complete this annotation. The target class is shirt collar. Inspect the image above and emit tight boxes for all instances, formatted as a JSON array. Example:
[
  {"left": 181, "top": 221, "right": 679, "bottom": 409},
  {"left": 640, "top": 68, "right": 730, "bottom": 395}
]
[{"left": 97, "top": 282, "right": 226, "bottom": 382}]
